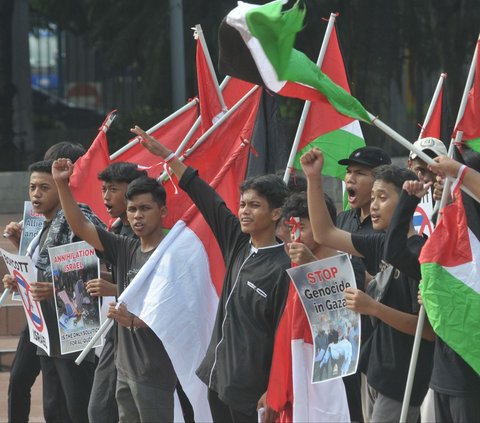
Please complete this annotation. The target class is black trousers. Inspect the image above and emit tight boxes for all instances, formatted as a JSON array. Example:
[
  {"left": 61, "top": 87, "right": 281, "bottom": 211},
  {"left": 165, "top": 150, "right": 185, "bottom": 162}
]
[
  {"left": 208, "top": 389, "right": 257, "bottom": 423},
  {"left": 8, "top": 325, "right": 41, "bottom": 423},
  {"left": 343, "top": 371, "right": 364, "bottom": 422},
  {"left": 434, "top": 391, "right": 480, "bottom": 423},
  {"left": 40, "top": 355, "right": 95, "bottom": 423}
]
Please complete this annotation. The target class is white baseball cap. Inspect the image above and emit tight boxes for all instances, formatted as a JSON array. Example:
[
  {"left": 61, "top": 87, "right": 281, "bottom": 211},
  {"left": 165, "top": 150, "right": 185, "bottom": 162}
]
[{"left": 409, "top": 137, "right": 448, "bottom": 160}]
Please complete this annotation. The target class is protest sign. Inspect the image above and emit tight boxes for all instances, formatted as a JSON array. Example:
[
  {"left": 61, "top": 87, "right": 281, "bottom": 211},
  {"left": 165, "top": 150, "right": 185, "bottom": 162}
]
[
  {"left": 1, "top": 248, "right": 50, "bottom": 354},
  {"left": 287, "top": 253, "right": 360, "bottom": 383},
  {"left": 48, "top": 241, "right": 102, "bottom": 354},
  {"left": 18, "top": 201, "right": 45, "bottom": 256},
  {"left": 413, "top": 189, "right": 434, "bottom": 236}
]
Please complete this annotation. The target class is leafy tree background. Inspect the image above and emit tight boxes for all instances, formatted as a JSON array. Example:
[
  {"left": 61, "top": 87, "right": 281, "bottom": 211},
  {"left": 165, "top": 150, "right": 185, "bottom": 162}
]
[{"left": 1, "top": 0, "right": 479, "bottom": 169}]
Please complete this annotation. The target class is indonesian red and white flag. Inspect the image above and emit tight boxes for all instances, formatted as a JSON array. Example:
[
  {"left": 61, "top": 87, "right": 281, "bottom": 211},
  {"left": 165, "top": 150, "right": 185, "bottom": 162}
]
[{"left": 117, "top": 92, "right": 262, "bottom": 420}]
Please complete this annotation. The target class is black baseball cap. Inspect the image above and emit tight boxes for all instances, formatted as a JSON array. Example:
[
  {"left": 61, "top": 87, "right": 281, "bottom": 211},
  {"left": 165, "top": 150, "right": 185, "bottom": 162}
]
[{"left": 338, "top": 146, "right": 391, "bottom": 168}]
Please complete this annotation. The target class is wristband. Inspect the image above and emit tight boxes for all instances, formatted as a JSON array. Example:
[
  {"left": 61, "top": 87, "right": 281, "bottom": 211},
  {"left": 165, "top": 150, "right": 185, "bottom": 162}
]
[{"left": 164, "top": 152, "right": 176, "bottom": 164}]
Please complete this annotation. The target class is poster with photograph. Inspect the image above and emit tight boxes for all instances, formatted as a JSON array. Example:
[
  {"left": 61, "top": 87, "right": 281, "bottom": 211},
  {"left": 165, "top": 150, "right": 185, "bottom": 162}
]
[
  {"left": 287, "top": 254, "right": 361, "bottom": 384},
  {"left": 18, "top": 201, "right": 45, "bottom": 256},
  {"left": 1, "top": 248, "right": 50, "bottom": 355},
  {"left": 48, "top": 241, "right": 102, "bottom": 354}
]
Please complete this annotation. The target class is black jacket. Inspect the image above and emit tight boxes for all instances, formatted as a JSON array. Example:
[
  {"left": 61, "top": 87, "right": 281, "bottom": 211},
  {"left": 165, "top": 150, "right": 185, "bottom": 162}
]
[{"left": 179, "top": 167, "right": 290, "bottom": 415}]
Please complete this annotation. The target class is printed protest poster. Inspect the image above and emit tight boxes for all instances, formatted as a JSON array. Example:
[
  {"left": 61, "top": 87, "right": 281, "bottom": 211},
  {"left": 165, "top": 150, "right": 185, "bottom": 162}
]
[
  {"left": 0, "top": 248, "right": 50, "bottom": 355},
  {"left": 287, "top": 253, "right": 360, "bottom": 384},
  {"left": 48, "top": 241, "right": 102, "bottom": 354},
  {"left": 413, "top": 189, "right": 434, "bottom": 236},
  {"left": 18, "top": 201, "right": 45, "bottom": 256}
]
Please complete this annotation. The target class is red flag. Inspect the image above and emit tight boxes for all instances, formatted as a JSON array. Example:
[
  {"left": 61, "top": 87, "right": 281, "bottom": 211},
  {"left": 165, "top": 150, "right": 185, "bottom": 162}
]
[
  {"left": 420, "top": 82, "right": 444, "bottom": 139},
  {"left": 166, "top": 87, "right": 262, "bottom": 289},
  {"left": 196, "top": 35, "right": 225, "bottom": 133},
  {"left": 69, "top": 112, "right": 114, "bottom": 224},
  {"left": 111, "top": 101, "right": 199, "bottom": 176},
  {"left": 455, "top": 40, "right": 480, "bottom": 147}
]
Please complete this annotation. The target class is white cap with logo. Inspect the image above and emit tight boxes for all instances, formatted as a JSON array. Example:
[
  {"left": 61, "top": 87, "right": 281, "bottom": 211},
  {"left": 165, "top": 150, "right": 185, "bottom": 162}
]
[{"left": 409, "top": 137, "right": 448, "bottom": 160}]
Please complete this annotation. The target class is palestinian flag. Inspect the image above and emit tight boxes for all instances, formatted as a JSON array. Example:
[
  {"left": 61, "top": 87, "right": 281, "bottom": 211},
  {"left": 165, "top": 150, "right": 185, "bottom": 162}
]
[
  {"left": 292, "top": 24, "right": 364, "bottom": 179},
  {"left": 455, "top": 40, "right": 480, "bottom": 152},
  {"left": 219, "top": 0, "right": 370, "bottom": 123},
  {"left": 419, "top": 169, "right": 480, "bottom": 375},
  {"left": 117, "top": 98, "right": 261, "bottom": 421}
]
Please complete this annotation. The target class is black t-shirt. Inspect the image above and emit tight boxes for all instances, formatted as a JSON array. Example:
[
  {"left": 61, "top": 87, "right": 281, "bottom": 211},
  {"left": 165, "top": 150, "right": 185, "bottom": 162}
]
[
  {"left": 337, "top": 209, "right": 381, "bottom": 281},
  {"left": 96, "top": 226, "right": 177, "bottom": 389},
  {"left": 352, "top": 232, "right": 434, "bottom": 406}
]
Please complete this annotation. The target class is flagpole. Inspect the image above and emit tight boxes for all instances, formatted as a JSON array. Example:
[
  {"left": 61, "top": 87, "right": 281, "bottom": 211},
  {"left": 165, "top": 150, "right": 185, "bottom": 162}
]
[
  {"left": 157, "top": 84, "right": 259, "bottom": 183},
  {"left": 0, "top": 288, "right": 10, "bottom": 307},
  {"left": 418, "top": 73, "right": 447, "bottom": 140},
  {"left": 435, "top": 35, "right": 480, "bottom": 213},
  {"left": 75, "top": 318, "right": 114, "bottom": 365},
  {"left": 185, "top": 84, "right": 259, "bottom": 156},
  {"left": 194, "top": 24, "right": 228, "bottom": 112},
  {"left": 283, "top": 13, "right": 337, "bottom": 184},
  {"left": 399, "top": 40, "right": 479, "bottom": 422},
  {"left": 109, "top": 99, "right": 199, "bottom": 160},
  {"left": 367, "top": 112, "right": 479, "bottom": 202},
  {"left": 168, "top": 75, "right": 232, "bottom": 161}
]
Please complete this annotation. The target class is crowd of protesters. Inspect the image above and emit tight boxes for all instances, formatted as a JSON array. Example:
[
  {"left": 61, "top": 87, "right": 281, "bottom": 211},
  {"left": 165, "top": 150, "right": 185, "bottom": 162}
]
[{"left": 2, "top": 130, "right": 480, "bottom": 423}]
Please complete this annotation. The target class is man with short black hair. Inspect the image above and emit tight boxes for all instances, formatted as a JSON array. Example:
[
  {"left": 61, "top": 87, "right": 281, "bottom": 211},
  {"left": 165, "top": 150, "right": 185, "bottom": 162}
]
[
  {"left": 302, "top": 148, "right": 434, "bottom": 422},
  {"left": 23, "top": 159, "right": 103, "bottom": 423},
  {"left": 335, "top": 146, "right": 391, "bottom": 422},
  {"left": 53, "top": 161, "right": 177, "bottom": 423},
  {"left": 133, "top": 125, "right": 291, "bottom": 423},
  {"left": 87, "top": 161, "right": 147, "bottom": 423}
]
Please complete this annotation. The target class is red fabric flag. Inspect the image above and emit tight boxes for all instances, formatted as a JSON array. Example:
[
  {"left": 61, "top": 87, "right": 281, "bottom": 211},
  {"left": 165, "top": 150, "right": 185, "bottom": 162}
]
[
  {"left": 69, "top": 112, "right": 114, "bottom": 224},
  {"left": 421, "top": 83, "right": 444, "bottom": 139},
  {"left": 166, "top": 87, "right": 262, "bottom": 289},
  {"left": 196, "top": 36, "right": 225, "bottom": 133},
  {"left": 455, "top": 40, "right": 480, "bottom": 142},
  {"left": 111, "top": 101, "right": 199, "bottom": 176}
]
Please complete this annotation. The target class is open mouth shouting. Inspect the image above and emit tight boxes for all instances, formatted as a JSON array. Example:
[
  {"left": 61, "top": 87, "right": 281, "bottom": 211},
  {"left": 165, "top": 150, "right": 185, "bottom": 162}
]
[{"left": 346, "top": 187, "right": 357, "bottom": 205}]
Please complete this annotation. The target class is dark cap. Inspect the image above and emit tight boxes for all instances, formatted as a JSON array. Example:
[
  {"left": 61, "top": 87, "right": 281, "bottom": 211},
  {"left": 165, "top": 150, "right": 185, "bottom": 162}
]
[{"left": 338, "top": 146, "right": 391, "bottom": 168}]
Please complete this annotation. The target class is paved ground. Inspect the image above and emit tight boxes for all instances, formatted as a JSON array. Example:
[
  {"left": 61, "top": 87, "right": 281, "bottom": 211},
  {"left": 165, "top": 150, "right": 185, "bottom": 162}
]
[{"left": 0, "top": 213, "right": 45, "bottom": 423}]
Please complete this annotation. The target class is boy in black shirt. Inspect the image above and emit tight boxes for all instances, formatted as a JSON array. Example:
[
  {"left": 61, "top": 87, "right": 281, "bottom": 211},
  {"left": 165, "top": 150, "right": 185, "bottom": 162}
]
[
  {"left": 132, "top": 125, "right": 290, "bottom": 423},
  {"left": 86, "top": 162, "right": 147, "bottom": 423},
  {"left": 301, "top": 148, "right": 434, "bottom": 422},
  {"left": 52, "top": 160, "right": 177, "bottom": 423}
]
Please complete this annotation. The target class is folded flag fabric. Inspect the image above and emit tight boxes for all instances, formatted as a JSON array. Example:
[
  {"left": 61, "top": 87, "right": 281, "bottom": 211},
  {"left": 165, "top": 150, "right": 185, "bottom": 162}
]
[
  {"left": 219, "top": 0, "right": 370, "bottom": 123},
  {"left": 419, "top": 169, "right": 480, "bottom": 375}
]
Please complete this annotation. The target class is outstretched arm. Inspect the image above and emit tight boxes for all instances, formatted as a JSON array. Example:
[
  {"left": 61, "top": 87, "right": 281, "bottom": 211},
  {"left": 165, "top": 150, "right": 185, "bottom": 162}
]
[
  {"left": 51, "top": 159, "right": 104, "bottom": 252},
  {"left": 429, "top": 155, "right": 480, "bottom": 201},
  {"left": 131, "top": 125, "right": 187, "bottom": 180},
  {"left": 301, "top": 148, "right": 362, "bottom": 257}
]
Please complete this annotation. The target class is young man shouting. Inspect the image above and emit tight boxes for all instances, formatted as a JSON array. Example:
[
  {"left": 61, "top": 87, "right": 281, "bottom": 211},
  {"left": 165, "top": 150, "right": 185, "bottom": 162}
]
[{"left": 301, "top": 148, "right": 434, "bottom": 423}]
